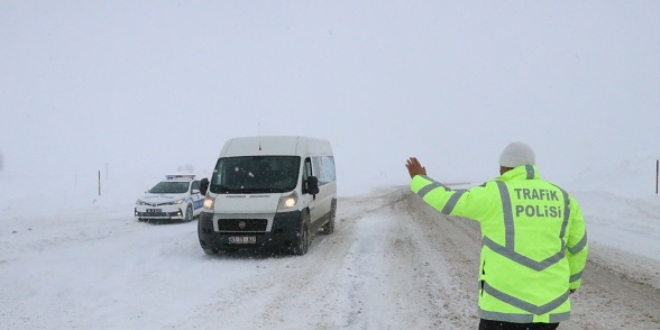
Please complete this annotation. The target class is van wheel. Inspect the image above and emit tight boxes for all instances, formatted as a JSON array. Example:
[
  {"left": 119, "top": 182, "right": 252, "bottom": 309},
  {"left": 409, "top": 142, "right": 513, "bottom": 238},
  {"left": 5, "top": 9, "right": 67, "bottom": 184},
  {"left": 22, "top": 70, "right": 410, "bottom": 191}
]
[
  {"left": 184, "top": 204, "right": 193, "bottom": 222},
  {"left": 292, "top": 214, "right": 310, "bottom": 256},
  {"left": 322, "top": 199, "right": 336, "bottom": 235},
  {"left": 203, "top": 248, "right": 218, "bottom": 256}
]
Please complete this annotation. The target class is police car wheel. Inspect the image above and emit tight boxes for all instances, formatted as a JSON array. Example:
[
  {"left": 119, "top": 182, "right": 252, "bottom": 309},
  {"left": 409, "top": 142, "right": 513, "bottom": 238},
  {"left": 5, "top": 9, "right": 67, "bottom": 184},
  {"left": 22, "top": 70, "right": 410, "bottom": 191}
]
[{"left": 184, "top": 204, "right": 193, "bottom": 222}]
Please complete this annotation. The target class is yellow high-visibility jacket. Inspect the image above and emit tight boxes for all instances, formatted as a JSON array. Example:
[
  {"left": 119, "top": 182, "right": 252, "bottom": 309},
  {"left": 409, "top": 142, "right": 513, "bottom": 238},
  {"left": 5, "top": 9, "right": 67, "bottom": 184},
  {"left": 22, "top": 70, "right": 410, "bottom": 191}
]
[{"left": 410, "top": 165, "right": 588, "bottom": 323}]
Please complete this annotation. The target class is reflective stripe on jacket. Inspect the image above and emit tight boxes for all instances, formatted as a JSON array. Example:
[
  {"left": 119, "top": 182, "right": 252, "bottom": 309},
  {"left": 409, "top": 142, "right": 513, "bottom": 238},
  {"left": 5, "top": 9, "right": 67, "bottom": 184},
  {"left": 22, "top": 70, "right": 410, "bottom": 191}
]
[{"left": 410, "top": 165, "right": 588, "bottom": 323}]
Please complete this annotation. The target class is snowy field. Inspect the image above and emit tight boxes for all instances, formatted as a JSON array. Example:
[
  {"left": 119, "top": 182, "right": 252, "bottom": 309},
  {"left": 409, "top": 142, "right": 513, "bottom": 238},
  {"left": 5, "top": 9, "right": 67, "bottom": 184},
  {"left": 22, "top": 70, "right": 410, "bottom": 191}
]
[
  {"left": 1, "top": 156, "right": 659, "bottom": 330},
  {"left": 2, "top": 2, "right": 659, "bottom": 329}
]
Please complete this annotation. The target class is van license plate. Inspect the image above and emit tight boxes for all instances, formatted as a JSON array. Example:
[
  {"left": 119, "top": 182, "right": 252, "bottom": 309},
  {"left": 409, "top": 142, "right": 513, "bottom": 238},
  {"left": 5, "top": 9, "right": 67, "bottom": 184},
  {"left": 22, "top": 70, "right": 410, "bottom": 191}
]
[{"left": 228, "top": 236, "right": 256, "bottom": 244}]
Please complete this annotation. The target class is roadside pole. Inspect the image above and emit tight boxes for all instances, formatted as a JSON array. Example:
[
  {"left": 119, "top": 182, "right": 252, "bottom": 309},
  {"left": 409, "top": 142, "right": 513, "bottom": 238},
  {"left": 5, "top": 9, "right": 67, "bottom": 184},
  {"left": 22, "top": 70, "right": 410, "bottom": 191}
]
[{"left": 656, "top": 159, "right": 658, "bottom": 195}]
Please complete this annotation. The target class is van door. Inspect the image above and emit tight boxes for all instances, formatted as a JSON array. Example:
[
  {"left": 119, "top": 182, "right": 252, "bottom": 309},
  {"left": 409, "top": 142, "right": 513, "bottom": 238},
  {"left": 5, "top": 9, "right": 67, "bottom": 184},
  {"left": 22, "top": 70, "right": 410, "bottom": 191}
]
[
  {"left": 311, "top": 156, "right": 335, "bottom": 222},
  {"left": 303, "top": 157, "right": 322, "bottom": 224}
]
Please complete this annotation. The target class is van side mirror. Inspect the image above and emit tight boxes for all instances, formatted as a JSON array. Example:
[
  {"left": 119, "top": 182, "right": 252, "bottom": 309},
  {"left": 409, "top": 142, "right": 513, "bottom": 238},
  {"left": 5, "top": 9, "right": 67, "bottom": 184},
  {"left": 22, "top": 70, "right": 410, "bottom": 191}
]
[
  {"left": 200, "top": 178, "right": 209, "bottom": 196},
  {"left": 305, "top": 176, "right": 320, "bottom": 195}
]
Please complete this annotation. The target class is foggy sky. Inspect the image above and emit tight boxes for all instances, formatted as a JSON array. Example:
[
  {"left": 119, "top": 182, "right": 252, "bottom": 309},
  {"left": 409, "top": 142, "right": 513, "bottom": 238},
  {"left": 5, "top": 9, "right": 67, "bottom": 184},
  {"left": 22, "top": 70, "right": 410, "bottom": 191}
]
[{"left": 1, "top": 1, "right": 659, "bottom": 193}]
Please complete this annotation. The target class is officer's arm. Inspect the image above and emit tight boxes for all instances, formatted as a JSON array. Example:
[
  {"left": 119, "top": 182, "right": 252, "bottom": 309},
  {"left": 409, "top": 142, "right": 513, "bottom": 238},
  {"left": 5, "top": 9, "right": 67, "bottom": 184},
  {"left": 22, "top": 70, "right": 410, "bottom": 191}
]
[
  {"left": 566, "top": 196, "right": 588, "bottom": 292},
  {"left": 410, "top": 175, "right": 489, "bottom": 221}
]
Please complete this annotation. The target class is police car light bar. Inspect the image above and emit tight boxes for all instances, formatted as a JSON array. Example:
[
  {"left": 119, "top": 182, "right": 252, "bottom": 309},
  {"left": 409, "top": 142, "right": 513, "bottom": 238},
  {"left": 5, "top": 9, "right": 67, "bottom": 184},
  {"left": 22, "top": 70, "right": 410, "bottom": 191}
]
[{"left": 166, "top": 174, "right": 196, "bottom": 180}]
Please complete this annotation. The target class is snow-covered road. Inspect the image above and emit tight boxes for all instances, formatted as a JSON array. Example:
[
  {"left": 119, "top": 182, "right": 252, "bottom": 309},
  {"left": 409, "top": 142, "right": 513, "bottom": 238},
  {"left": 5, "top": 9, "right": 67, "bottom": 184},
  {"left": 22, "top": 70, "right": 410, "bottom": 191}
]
[{"left": 1, "top": 187, "right": 659, "bottom": 329}]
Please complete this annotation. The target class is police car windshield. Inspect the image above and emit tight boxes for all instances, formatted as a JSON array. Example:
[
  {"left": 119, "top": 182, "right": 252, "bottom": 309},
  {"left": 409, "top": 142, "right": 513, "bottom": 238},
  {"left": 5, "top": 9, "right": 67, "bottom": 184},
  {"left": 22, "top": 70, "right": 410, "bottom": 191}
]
[
  {"left": 149, "top": 182, "right": 189, "bottom": 194},
  {"left": 210, "top": 156, "right": 300, "bottom": 194}
]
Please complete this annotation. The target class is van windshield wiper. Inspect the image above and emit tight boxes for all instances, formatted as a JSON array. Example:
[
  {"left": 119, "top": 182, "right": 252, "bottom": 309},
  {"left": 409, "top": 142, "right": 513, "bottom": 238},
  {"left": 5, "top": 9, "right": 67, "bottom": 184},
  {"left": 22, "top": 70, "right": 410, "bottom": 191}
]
[
  {"left": 210, "top": 184, "right": 236, "bottom": 193},
  {"left": 236, "top": 188, "right": 277, "bottom": 194},
  {"left": 211, "top": 184, "right": 277, "bottom": 194}
]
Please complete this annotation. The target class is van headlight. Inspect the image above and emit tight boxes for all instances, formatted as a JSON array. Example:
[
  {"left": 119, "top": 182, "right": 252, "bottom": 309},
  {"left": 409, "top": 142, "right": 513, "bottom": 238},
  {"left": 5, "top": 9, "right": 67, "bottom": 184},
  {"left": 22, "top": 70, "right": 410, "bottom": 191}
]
[
  {"left": 203, "top": 196, "right": 215, "bottom": 211},
  {"left": 277, "top": 191, "right": 298, "bottom": 211}
]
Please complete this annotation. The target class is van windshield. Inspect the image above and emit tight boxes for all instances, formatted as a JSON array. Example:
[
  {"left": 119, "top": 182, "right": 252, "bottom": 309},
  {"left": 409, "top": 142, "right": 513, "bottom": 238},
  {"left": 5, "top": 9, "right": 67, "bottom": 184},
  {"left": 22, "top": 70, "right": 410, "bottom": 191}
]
[{"left": 210, "top": 156, "right": 300, "bottom": 194}]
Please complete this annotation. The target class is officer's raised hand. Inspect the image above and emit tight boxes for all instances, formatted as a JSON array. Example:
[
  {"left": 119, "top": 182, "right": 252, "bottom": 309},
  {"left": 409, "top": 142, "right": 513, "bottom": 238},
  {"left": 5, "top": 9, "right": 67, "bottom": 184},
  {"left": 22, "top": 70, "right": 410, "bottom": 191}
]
[{"left": 405, "top": 157, "right": 427, "bottom": 179}]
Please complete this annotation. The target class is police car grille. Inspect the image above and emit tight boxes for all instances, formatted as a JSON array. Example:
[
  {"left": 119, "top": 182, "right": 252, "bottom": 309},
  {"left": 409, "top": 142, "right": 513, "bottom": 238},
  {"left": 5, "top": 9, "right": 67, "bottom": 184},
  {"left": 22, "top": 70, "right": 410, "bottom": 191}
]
[{"left": 218, "top": 219, "right": 267, "bottom": 232}]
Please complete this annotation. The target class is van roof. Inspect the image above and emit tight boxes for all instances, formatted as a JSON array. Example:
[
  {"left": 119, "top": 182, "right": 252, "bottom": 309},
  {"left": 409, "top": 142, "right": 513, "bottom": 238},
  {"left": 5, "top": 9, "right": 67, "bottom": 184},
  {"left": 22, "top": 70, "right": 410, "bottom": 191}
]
[{"left": 220, "top": 136, "right": 332, "bottom": 157}]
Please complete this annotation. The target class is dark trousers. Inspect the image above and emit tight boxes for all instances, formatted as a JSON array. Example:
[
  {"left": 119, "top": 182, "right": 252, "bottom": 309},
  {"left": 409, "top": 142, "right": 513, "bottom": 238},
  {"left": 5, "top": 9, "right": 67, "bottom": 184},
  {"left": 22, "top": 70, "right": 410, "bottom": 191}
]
[{"left": 479, "top": 319, "right": 560, "bottom": 330}]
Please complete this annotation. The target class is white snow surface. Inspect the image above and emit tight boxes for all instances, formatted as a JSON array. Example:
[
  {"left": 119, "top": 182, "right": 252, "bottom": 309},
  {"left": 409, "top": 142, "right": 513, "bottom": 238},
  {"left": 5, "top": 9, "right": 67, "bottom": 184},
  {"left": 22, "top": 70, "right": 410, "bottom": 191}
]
[{"left": 1, "top": 156, "right": 660, "bottom": 329}]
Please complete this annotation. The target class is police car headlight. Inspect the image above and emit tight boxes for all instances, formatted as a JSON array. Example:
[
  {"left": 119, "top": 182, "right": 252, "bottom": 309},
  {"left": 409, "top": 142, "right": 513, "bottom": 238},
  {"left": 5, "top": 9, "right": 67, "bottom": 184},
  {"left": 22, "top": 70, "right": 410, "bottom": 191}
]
[
  {"left": 203, "top": 197, "right": 214, "bottom": 211},
  {"left": 136, "top": 200, "right": 148, "bottom": 205},
  {"left": 163, "top": 199, "right": 184, "bottom": 205},
  {"left": 277, "top": 191, "right": 298, "bottom": 211}
]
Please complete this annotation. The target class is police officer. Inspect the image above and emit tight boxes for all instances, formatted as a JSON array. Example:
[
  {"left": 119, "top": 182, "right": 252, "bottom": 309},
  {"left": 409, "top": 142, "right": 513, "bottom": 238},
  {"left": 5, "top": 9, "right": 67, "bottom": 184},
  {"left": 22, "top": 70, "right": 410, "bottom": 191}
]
[{"left": 405, "top": 142, "right": 588, "bottom": 330}]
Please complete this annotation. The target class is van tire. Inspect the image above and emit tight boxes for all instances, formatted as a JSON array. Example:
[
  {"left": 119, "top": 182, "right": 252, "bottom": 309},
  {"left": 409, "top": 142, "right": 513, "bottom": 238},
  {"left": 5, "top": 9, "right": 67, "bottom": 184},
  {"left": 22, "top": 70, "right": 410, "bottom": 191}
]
[
  {"left": 322, "top": 199, "right": 337, "bottom": 235},
  {"left": 292, "top": 213, "right": 310, "bottom": 256},
  {"left": 203, "top": 248, "right": 218, "bottom": 256}
]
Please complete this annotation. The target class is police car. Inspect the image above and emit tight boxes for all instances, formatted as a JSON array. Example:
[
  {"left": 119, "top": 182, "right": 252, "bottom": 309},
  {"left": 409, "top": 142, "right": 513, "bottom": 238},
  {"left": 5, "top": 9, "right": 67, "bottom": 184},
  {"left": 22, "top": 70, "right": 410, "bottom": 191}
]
[{"left": 134, "top": 175, "right": 206, "bottom": 222}]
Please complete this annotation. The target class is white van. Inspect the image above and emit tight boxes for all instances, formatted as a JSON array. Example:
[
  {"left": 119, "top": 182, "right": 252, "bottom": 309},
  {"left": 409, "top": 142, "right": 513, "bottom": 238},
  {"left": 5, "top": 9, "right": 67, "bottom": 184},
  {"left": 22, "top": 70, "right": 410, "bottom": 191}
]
[{"left": 198, "top": 136, "right": 337, "bottom": 256}]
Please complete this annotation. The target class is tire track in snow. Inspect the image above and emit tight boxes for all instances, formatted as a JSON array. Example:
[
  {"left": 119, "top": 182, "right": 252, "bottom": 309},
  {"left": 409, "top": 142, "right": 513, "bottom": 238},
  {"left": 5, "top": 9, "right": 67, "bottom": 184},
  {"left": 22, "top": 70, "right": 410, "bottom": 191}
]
[
  {"left": 169, "top": 187, "right": 660, "bottom": 330},
  {"left": 169, "top": 188, "right": 412, "bottom": 330}
]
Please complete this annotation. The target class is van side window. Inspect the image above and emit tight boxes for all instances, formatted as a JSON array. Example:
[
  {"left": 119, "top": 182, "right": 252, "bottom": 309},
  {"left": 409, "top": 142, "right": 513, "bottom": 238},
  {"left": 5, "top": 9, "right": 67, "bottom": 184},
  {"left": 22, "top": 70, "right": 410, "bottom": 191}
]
[
  {"left": 312, "top": 156, "right": 336, "bottom": 185},
  {"left": 321, "top": 156, "right": 336, "bottom": 183},
  {"left": 192, "top": 180, "right": 200, "bottom": 192}
]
